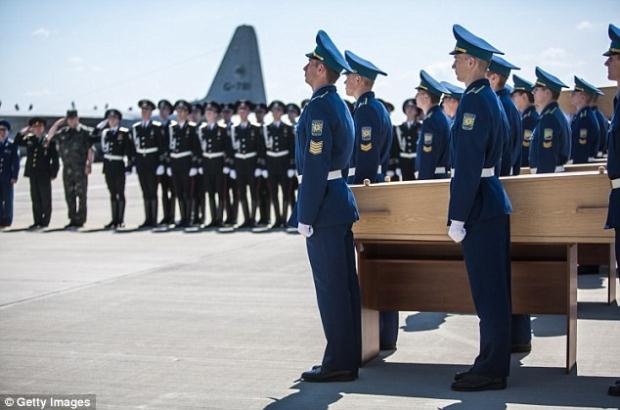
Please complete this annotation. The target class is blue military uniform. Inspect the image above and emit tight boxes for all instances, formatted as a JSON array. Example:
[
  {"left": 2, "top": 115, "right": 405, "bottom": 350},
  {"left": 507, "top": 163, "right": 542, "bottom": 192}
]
[
  {"left": 293, "top": 30, "right": 361, "bottom": 381},
  {"left": 511, "top": 75, "right": 540, "bottom": 167},
  {"left": 0, "top": 120, "right": 19, "bottom": 227},
  {"left": 570, "top": 77, "right": 603, "bottom": 164},
  {"left": 415, "top": 70, "right": 451, "bottom": 179},
  {"left": 593, "top": 105, "right": 610, "bottom": 157},
  {"left": 529, "top": 67, "right": 571, "bottom": 173},
  {"left": 441, "top": 81, "right": 464, "bottom": 127},
  {"left": 489, "top": 56, "right": 523, "bottom": 176},
  {"left": 448, "top": 25, "right": 513, "bottom": 389}
]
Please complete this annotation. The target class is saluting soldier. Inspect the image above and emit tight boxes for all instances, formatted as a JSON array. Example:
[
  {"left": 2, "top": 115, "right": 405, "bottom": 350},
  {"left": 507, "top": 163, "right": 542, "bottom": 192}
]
[
  {"left": 15, "top": 118, "right": 59, "bottom": 229},
  {"left": 510, "top": 75, "right": 540, "bottom": 167},
  {"left": 391, "top": 99, "right": 421, "bottom": 181},
  {"left": 569, "top": 77, "right": 602, "bottom": 164},
  {"left": 198, "top": 102, "right": 228, "bottom": 228},
  {"left": 447, "top": 24, "right": 513, "bottom": 391},
  {"left": 46, "top": 110, "right": 96, "bottom": 229},
  {"left": 415, "top": 70, "right": 451, "bottom": 179},
  {"left": 0, "top": 120, "right": 20, "bottom": 228},
  {"left": 169, "top": 100, "right": 201, "bottom": 228},
  {"left": 156, "top": 99, "right": 176, "bottom": 226},
  {"left": 294, "top": 30, "right": 360, "bottom": 383},
  {"left": 100, "top": 109, "right": 133, "bottom": 229},
  {"left": 221, "top": 103, "right": 238, "bottom": 226},
  {"left": 440, "top": 81, "right": 464, "bottom": 125},
  {"left": 529, "top": 67, "right": 571, "bottom": 174},
  {"left": 603, "top": 22, "right": 620, "bottom": 398},
  {"left": 190, "top": 103, "right": 206, "bottom": 226},
  {"left": 264, "top": 100, "right": 295, "bottom": 228},
  {"left": 132, "top": 99, "right": 164, "bottom": 228},
  {"left": 286, "top": 102, "right": 301, "bottom": 227}
]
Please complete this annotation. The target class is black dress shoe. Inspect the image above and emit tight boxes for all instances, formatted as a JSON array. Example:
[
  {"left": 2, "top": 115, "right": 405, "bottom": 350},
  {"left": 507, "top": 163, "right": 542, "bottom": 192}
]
[
  {"left": 454, "top": 369, "right": 472, "bottom": 381},
  {"left": 301, "top": 365, "right": 358, "bottom": 382},
  {"left": 609, "top": 382, "right": 620, "bottom": 396},
  {"left": 104, "top": 221, "right": 116, "bottom": 229},
  {"left": 451, "top": 373, "right": 507, "bottom": 391},
  {"left": 28, "top": 224, "right": 40, "bottom": 230},
  {"left": 511, "top": 343, "right": 532, "bottom": 353}
]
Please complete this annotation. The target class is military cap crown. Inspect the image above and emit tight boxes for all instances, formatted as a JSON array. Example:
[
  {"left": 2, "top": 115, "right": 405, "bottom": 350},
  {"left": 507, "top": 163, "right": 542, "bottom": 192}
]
[
  {"left": 603, "top": 24, "right": 620, "bottom": 56},
  {"left": 344, "top": 50, "right": 387, "bottom": 81},
  {"left": 174, "top": 100, "right": 192, "bottom": 110},
  {"left": 416, "top": 70, "right": 449, "bottom": 97},
  {"left": 305, "top": 30, "right": 353, "bottom": 73},
  {"left": 28, "top": 117, "right": 46, "bottom": 127},
  {"left": 573, "top": 76, "right": 604, "bottom": 96},
  {"left": 268, "top": 100, "right": 286, "bottom": 111},
  {"left": 0, "top": 120, "right": 12, "bottom": 131},
  {"left": 234, "top": 100, "right": 255, "bottom": 112},
  {"left": 192, "top": 102, "right": 205, "bottom": 115},
  {"left": 512, "top": 74, "right": 534, "bottom": 93},
  {"left": 450, "top": 24, "right": 504, "bottom": 61},
  {"left": 488, "top": 55, "right": 520, "bottom": 78},
  {"left": 104, "top": 108, "right": 122, "bottom": 120},
  {"left": 401, "top": 98, "right": 417, "bottom": 114},
  {"left": 138, "top": 99, "right": 156, "bottom": 110},
  {"left": 204, "top": 101, "right": 222, "bottom": 113},
  {"left": 254, "top": 103, "right": 268, "bottom": 112},
  {"left": 66, "top": 109, "right": 78, "bottom": 118},
  {"left": 286, "top": 103, "right": 301, "bottom": 115},
  {"left": 534, "top": 67, "right": 568, "bottom": 93},
  {"left": 440, "top": 81, "right": 465, "bottom": 100},
  {"left": 157, "top": 99, "right": 173, "bottom": 110}
]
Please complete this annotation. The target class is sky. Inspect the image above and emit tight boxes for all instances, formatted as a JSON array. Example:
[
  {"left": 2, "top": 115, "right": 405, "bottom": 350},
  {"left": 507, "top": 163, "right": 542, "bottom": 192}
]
[{"left": 1, "top": 0, "right": 619, "bottom": 122}]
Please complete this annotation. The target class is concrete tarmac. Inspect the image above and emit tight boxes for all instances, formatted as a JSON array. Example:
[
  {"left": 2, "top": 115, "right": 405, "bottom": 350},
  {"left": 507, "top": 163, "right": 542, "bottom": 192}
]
[{"left": 1, "top": 164, "right": 619, "bottom": 409}]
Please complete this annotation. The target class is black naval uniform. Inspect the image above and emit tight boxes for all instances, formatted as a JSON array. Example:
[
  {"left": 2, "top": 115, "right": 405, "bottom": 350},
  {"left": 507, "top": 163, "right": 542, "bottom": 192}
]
[
  {"left": 198, "top": 122, "right": 228, "bottom": 227},
  {"left": 256, "top": 122, "right": 271, "bottom": 226},
  {"left": 101, "top": 127, "right": 133, "bottom": 227},
  {"left": 158, "top": 119, "right": 176, "bottom": 225},
  {"left": 229, "top": 122, "right": 265, "bottom": 227},
  {"left": 263, "top": 121, "right": 295, "bottom": 227},
  {"left": 394, "top": 120, "right": 420, "bottom": 181},
  {"left": 15, "top": 132, "right": 59, "bottom": 227},
  {"left": 132, "top": 120, "right": 164, "bottom": 227},
  {"left": 223, "top": 121, "right": 238, "bottom": 225},
  {"left": 168, "top": 120, "right": 201, "bottom": 227}
]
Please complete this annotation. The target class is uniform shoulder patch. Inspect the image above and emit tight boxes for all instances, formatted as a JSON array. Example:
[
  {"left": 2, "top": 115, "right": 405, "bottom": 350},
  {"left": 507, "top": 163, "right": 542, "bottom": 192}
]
[
  {"left": 188, "top": 121, "right": 197, "bottom": 127},
  {"left": 361, "top": 126, "right": 372, "bottom": 141},
  {"left": 309, "top": 139, "right": 323, "bottom": 155},
  {"left": 462, "top": 113, "right": 476, "bottom": 130},
  {"left": 360, "top": 142, "right": 372, "bottom": 152},
  {"left": 132, "top": 122, "right": 140, "bottom": 128},
  {"left": 543, "top": 128, "right": 553, "bottom": 139},
  {"left": 311, "top": 120, "right": 324, "bottom": 136},
  {"left": 423, "top": 133, "right": 433, "bottom": 144},
  {"left": 152, "top": 120, "right": 161, "bottom": 126},
  {"left": 119, "top": 127, "right": 129, "bottom": 133}
]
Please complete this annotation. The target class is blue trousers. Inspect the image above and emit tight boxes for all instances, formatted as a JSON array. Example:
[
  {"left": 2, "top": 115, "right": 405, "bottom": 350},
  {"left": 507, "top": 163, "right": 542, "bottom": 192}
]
[
  {"left": 0, "top": 181, "right": 14, "bottom": 226},
  {"left": 306, "top": 224, "right": 361, "bottom": 371},
  {"left": 380, "top": 311, "right": 399, "bottom": 348},
  {"left": 462, "top": 214, "right": 512, "bottom": 378}
]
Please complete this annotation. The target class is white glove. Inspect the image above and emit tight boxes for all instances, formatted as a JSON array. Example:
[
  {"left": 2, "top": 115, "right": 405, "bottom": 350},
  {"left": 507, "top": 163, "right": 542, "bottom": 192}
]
[
  {"left": 297, "top": 223, "right": 314, "bottom": 238},
  {"left": 166, "top": 167, "right": 172, "bottom": 177},
  {"left": 386, "top": 170, "right": 395, "bottom": 177},
  {"left": 448, "top": 220, "right": 466, "bottom": 243},
  {"left": 96, "top": 119, "right": 108, "bottom": 130},
  {"left": 254, "top": 168, "right": 262, "bottom": 178},
  {"left": 230, "top": 170, "right": 237, "bottom": 180},
  {"left": 530, "top": 168, "right": 537, "bottom": 174},
  {"left": 395, "top": 168, "right": 402, "bottom": 178},
  {"left": 189, "top": 168, "right": 198, "bottom": 177},
  {"left": 262, "top": 169, "right": 268, "bottom": 179},
  {"left": 156, "top": 165, "right": 165, "bottom": 176},
  {"left": 198, "top": 167, "right": 204, "bottom": 175},
  {"left": 414, "top": 171, "right": 419, "bottom": 179},
  {"left": 287, "top": 169, "right": 296, "bottom": 178},
  {"left": 223, "top": 166, "right": 230, "bottom": 175}
]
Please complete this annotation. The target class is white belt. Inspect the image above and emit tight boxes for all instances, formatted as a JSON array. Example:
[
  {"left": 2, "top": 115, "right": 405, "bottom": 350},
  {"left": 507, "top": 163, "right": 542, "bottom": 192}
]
[
  {"left": 135, "top": 147, "right": 158, "bottom": 155},
  {"left": 170, "top": 151, "right": 192, "bottom": 159},
  {"left": 450, "top": 167, "right": 495, "bottom": 178},
  {"left": 203, "top": 152, "right": 225, "bottom": 159},
  {"left": 104, "top": 154, "right": 124, "bottom": 161},
  {"left": 399, "top": 152, "right": 417, "bottom": 159},
  {"left": 588, "top": 157, "right": 597, "bottom": 162},
  {"left": 297, "top": 169, "right": 348, "bottom": 183},
  {"left": 235, "top": 152, "right": 257, "bottom": 159},
  {"left": 435, "top": 167, "right": 447, "bottom": 174},
  {"left": 554, "top": 165, "right": 565, "bottom": 172},
  {"left": 267, "top": 150, "right": 289, "bottom": 157},
  {"left": 612, "top": 178, "right": 620, "bottom": 189}
]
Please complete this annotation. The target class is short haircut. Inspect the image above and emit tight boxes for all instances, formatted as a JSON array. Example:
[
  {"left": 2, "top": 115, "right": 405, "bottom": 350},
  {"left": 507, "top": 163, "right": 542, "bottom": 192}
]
[
  {"left": 551, "top": 89, "right": 560, "bottom": 100},
  {"left": 430, "top": 93, "right": 441, "bottom": 105},
  {"left": 515, "top": 90, "right": 535, "bottom": 104},
  {"left": 325, "top": 65, "right": 341, "bottom": 84}
]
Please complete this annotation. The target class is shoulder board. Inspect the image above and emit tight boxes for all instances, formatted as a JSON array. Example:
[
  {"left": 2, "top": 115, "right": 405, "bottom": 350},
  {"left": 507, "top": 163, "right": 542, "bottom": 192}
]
[
  {"left": 250, "top": 121, "right": 261, "bottom": 127},
  {"left": 198, "top": 123, "right": 208, "bottom": 130},
  {"left": 152, "top": 120, "right": 161, "bottom": 126},
  {"left": 132, "top": 122, "right": 140, "bottom": 128},
  {"left": 119, "top": 127, "right": 129, "bottom": 133},
  {"left": 358, "top": 97, "right": 368, "bottom": 107},
  {"left": 170, "top": 120, "right": 178, "bottom": 126},
  {"left": 188, "top": 121, "right": 197, "bottom": 127}
]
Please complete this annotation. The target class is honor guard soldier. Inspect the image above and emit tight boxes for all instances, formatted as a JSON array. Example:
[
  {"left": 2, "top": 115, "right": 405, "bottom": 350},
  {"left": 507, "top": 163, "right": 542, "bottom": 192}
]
[
  {"left": 603, "top": 22, "right": 620, "bottom": 398},
  {"left": 440, "top": 81, "right": 464, "bottom": 125},
  {"left": 264, "top": 100, "right": 295, "bottom": 228},
  {"left": 529, "top": 67, "right": 571, "bottom": 173},
  {"left": 46, "top": 110, "right": 96, "bottom": 229},
  {"left": 415, "top": 70, "right": 451, "bottom": 180},
  {"left": 592, "top": 94, "right": 610, "bottom": 157},
  {"left": 569, "top": 77, "right": 602, "bottom": 164},
  {"left": 343, "top": 50, "right": 397, "bottom": 350},
  {"left": 286, "top": 102, "right": 301, "bottom": 228},
  {"left": 132, "top": 99, "right": 164, "bottom": 228},
  {"left": 169, "top": 100, "right": 201, "bottom": 228},
  {"left": 0, "top": 120, "right": 20, "bottom": 228},
  {"left": 488, "top": 56, "right": 523, "bottom": 176},
  {"left": 221, "top": 103, "right": 238, "bottom": 226},
  {"left": 391, "top": 99, "right": 421, "bottom": 181},
  {"left": 511, "top": 75, "right": 540, "bottom": 167},
  {"left": 190, "top": 103, "right": 206, "bottom": 226},
  {"left": 100, "top": 109, "right": 133, "bottom": 229},
  {"left": 229, "top": 100, "right": 265, "bottom": 228},
  {"left": 378, "top": 99, "right": 398, "bottom": 181},
  {"left": 294, "top": 30, "right": 360, "bottom": 383},
  {"left": 198, "top": 102, "right": 228, "bottom": 228},
  {"left": 15, "top": 118, "right": 59, "bottom": 229},
  {"left": 254, "top": 102, "right": 271, "bottom": 227},
  {"left": 156, "top": 99, "right": 176, "bottom": 226},
  {"left": 447, "top": 24, "right": 513, "bottom": 391}
]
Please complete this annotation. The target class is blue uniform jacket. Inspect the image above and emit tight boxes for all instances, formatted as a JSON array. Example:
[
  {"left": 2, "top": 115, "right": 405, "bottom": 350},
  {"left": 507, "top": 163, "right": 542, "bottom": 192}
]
[
  {"left": 570, "top": 106, "right": 600, "bottom": 164},
  {"left": 529, "top": 102, "right": 570, "bottom": 173},
  {"left": 497, "top": 88, "right": 523, "bottom": 175},
  {"left": 349, "top": 91, "right": 393, "bottom": 184},
  {"left": 291, "top": 84, "right": 359, "bottom": 228},
  {"left": 606, "top": 93, "right": 620, "bottom": 229},
  {"left": 416, "top": 105, "right": 450, "bottom": 180},
  {"left": 593, "top": 107, "right": 610, "bottom": 155},
  {"left": 448, "top": 78, "right": 512, "bottom": 224},
  {"left": 0, "top": 138, "right": 20, "bottom": 183},
  {"left": 520, "top": 105, "right": 540, "bottom": 167}
]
